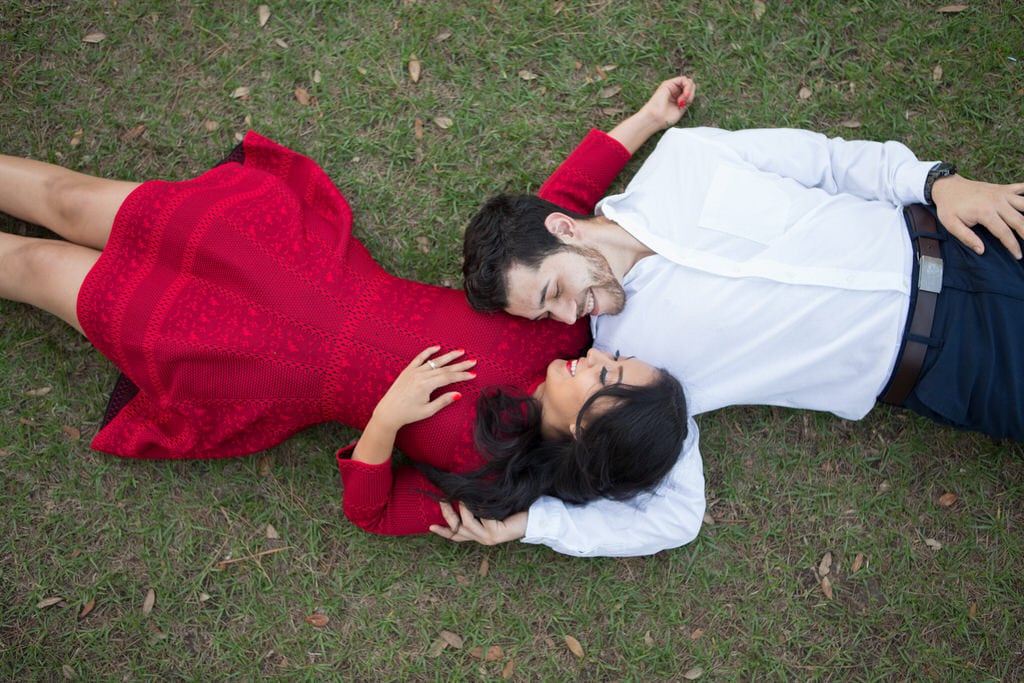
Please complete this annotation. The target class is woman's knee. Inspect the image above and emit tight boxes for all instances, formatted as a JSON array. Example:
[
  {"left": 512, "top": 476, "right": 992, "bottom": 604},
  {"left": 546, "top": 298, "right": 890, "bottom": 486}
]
[
  {"left": 41, "top": 170, "right": 135, "bottom": 249},
  {"left": 0, "top": 236, "right": 97, "bottom": 330}
]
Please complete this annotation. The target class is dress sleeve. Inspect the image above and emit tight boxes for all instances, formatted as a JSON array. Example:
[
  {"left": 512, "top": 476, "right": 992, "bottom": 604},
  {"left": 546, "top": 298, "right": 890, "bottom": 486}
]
[
  {"left": 537, "top": 129, "right": 631, "bottom": 213},
  {"left": 336, "top": 445, "right": 446, "bottom": 535}
]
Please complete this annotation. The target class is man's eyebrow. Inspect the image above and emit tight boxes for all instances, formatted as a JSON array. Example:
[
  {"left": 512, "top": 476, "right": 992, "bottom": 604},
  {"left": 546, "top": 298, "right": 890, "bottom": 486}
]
[
  {"left": 616, "top": 367, "right": 624, "bottom": 384},
  {"left": 538, "top": 280, "right": 550, "bottom": 309}
]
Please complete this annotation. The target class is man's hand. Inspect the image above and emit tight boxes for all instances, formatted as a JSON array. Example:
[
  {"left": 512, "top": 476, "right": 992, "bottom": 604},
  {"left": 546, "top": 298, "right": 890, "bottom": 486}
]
[
  {"left": 429, "top": 501, "right": 527, "bottom": 546},
  {"left": 931, "top": 175, "right": 1024, "bottom": 259}
]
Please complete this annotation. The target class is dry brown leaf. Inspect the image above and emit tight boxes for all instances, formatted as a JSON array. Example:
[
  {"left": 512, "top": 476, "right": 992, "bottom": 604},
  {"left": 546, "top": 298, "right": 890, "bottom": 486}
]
[
  {"left": 122, "top": 124, "right": 146, "bottom": 141},
  {"left": 37, "top": 596, "right": 63, "bottom": 609},
  {"left": 433, "top": 116, "right": 453, "bottom": 129},
  {"left": 62, "top": 425, "right": 82, "bottom": 440},
  {"left": 552, "top": 1, "right": 566, "bottom": 15},
  {"left": 82, "top": 32, "right": 107, "bottom": 43},
  {"left": 26, "top": 387, "right": 52, "bottom": 397},
  {"left": 409, "top": 56, "right": 421, "bottom": 83},
  {"left": 78, "top": 598, "right": 96, "bottom": 619},
  {"left": 294, "top": 87, "right": 310, "bottom": 105},
  {"left": 840, "top": 119, "right": 862, "bottom": 128},
  {"left": 313, "top": 70, "right": 322, "bottom": 83},
  {"left": 518, "top": 69, "right": 538, "bottom": 81},
  {"left": 690, "top": 628, "right": 704, "bottom": 639},
  {"left": 469, "top": 644, "right": 504, "bottom": 661},
  {"left": 414, "top": 118, "right": 424, "bottom": 139},
  {"left": 478, "top": 557, "right": 489, "bottom": 577},
  {"left": 274, "top": 38, "right": 288, "bottom": 48},
  {"left": 932, "top": 65, "right": 943, "bottom": 82},
  {"left": 601, "top": 107, "right": 625, "bottom": 116},
  {"left": 203, "top": 119, "right": 219, "bottom": 132},
  {"left": 142, "top": 588, "right": 155, "bottom": 615},
  {"left": 440, "top": 630, "right": 464, "bottom": 649},
  {"left": 266, "top": 524, "right": 279, "bottom": 539},
  {"left": 231, "top": 86, "right": 251, "bottom": 99},
  {"left": 199, "top": 592, "right": 211, "bottom": 602},
  {"left": 415, "top": 236, "right": 430, "bottom": 253},
  {"left": 501, "top": 658, "right": 515, "bottom": 679},
  {"left": 969, "top": 602, "right": 977, "bottom": 617},
  {"left": 683, "top": 667, "right": 704, "bottom": 680},
  {"left": 702, "top": 511, "right": 716, "bottom": 525},
  {"left": 818, "top": 551, "right": 833, "bottom": 577},
  {"left": 436, "top": 29, "right": 453, "bottom": 42},
  {"left": 643, "top": 631, "right": 654, "bottom": 646},
  {"left": 937, "top": 4, "right": 968, "bottom": 12},
  {"left": 753, "top": 0, "right": 766, "bottom": 20},
  {"left": 258, "top": 5, "right": 271, "bottom": 27},
  {"left": 70, "top": 128, "right": 83, "bottom": 147},
  {"left": 565, "top": 634, "right": 584, "bottom": 658},
  {"left": 600, "top": 85, "right": 622, "bottom": 98},
  {"left": 798, "top": 86, "right": 812, "bottom": 100},
  {"left": 938, "top": 492, "right": 958, "bottom": 507},
  {"left": 852, "top": 552, "right": 865, "bottom": 573},
  {"left": 305, "top": 613, "right": 329, "bottom": 627},
  {"left": 820, "top": 575, "right": 834, "bottom": 600},
  {"left": 258, "top": 454, "right": 272, "bottom": 475},
  {"left": 427, "top": 638, "right": 448, "bottom": 657},
  {"left": 925, "top": 538, "right": 943, "bottom": 550},
  {"left": 61, "top": 664, "right": 76, "bottom": 680}
]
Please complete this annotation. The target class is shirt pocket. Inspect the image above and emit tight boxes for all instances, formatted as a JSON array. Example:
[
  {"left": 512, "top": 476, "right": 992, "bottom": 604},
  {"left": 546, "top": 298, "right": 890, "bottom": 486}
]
[{"left": 698, "top": 164, "right": 791, "bottom": 246}]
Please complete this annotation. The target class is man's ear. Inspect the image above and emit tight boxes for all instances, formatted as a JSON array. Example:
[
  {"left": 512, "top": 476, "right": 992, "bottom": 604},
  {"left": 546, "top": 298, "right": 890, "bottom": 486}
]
[
  {"left": 569, "top": 423, "right": 578, "bottom": 439},
  {"left": 544, "top": 212, "right": 582, "bottom": 242}
]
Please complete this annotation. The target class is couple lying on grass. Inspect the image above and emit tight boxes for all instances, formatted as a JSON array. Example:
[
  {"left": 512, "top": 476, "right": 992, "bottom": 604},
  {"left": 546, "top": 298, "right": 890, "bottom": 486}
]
[{"left": 4, "top": 74, "right": 1021, "bottom": 556}]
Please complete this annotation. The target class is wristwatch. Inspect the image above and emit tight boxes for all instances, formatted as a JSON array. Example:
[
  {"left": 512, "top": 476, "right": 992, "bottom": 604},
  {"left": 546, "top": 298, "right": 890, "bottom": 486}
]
[{"left": 923, "top": 162, "right": 957, "bottom": 204}]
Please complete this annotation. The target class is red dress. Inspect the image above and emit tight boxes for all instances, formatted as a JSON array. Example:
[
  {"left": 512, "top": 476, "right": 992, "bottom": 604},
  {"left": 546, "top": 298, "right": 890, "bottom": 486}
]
[{"left": 76, "top": 130, "right": 630, "bottom": 534}]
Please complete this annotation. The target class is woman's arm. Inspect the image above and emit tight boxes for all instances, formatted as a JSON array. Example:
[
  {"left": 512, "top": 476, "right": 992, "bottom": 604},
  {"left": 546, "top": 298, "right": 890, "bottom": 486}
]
[
  {"left": 537, "top": 76, "right": 697, "bottom": 214},
  {"left": 337, "top": 347, "right": 476, "bottom": 535}
]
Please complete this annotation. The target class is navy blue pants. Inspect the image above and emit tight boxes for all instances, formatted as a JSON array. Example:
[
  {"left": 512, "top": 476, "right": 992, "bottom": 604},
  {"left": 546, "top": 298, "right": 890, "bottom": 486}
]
[{"left": 902, "top": 207, "right": 1024, "bottom": 441}]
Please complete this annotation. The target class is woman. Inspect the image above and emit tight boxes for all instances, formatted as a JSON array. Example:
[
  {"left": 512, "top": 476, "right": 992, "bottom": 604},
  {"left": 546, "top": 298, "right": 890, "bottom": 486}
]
[{"left": 0, "top": 77, "right": 697, "bottom": 536}]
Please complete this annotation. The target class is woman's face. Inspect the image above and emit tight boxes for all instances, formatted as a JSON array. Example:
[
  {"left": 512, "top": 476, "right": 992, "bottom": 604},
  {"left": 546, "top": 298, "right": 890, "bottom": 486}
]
[{"left": 537, "top": 348, "right": 659, "bottom": 438}]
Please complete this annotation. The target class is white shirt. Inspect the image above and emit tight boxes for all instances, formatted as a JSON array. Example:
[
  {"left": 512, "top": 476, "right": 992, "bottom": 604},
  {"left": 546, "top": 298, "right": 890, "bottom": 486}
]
[{"left": 525, "top": 127, "right": 934, "bottom": 556}]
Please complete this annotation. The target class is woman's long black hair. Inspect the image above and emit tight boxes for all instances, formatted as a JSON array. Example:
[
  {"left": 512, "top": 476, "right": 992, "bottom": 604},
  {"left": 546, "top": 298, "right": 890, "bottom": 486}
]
[{"left": 420, "top": 369, "right": 688, "bottom": 520}]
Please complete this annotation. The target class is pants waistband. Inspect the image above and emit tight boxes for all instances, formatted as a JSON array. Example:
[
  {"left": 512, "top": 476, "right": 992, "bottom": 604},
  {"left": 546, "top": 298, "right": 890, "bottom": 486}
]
[{"left": 877, "top": 204, "right": 943, "bottom": 406}]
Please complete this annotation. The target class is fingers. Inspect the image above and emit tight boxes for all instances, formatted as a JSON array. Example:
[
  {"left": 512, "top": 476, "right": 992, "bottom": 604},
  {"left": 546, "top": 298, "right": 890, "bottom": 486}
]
[{"left": 943, "top": 218, "right": 986, "bottom": 256}]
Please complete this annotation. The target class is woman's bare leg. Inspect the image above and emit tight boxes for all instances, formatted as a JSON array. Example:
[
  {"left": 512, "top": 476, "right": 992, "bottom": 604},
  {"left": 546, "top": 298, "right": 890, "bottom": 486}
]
[
  {"left": 0, "top": 231, "right": 100, "bottom": 334},
  {"left": 0, "top": 154, "right": 140, "bottom": 250}
]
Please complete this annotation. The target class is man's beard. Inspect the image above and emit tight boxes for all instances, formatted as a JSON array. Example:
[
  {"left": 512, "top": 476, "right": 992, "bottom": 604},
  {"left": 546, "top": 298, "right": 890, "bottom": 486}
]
[{"left": 573, "top": 245, "right": 626, "bottom": 316}]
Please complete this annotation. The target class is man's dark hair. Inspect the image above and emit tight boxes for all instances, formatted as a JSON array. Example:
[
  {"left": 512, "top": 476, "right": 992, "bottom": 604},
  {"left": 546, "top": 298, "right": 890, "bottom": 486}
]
[{"left": 462, "top": 194, "right": 590, "bottom": 312}]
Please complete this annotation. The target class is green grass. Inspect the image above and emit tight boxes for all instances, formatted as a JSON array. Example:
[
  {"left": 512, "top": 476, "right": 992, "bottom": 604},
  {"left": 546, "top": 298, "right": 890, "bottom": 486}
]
[{"left": 2, "top": 1, "right": 1024, "bottom": 680}]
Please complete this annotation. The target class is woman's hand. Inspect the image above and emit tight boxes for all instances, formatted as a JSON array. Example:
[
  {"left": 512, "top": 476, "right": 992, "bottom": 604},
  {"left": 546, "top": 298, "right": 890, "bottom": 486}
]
[
  {"left": 607, "top": 74, "right": 697, "bottom": 154},
  {"left": 371, "top": 346, "right": 477, "bottom": 431},
  {"left": 352, "top": 346, "right": 476, "bottom": 465}
]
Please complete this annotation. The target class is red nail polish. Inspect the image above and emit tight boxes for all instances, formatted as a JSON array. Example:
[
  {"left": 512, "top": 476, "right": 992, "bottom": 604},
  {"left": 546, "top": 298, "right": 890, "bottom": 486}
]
[{"left": 452, "top": 392, "right": 463, "bottom": 401}]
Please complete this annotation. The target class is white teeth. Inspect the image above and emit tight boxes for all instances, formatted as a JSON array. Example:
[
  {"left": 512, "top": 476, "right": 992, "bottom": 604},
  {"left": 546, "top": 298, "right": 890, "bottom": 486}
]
[{"left": 570, "top": 359, "right": 578, "bottom": 376}]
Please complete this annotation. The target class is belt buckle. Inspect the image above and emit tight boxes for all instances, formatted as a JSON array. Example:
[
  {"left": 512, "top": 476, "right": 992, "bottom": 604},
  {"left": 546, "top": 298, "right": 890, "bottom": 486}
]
[{"left": 918, "top": 254, "right": 943, "bottom": 294}]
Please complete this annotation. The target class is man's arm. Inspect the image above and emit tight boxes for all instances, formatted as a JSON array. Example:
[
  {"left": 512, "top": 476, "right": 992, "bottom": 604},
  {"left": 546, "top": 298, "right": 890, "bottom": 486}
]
[{"left": 696, "top": 126, "right": 1024, "bottom": 258}]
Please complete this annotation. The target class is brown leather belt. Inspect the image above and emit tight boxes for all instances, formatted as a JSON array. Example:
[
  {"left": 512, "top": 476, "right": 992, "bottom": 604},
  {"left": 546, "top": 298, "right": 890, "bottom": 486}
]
[{"left": 879, "top": 204, "right": 943, "bottom": 406}]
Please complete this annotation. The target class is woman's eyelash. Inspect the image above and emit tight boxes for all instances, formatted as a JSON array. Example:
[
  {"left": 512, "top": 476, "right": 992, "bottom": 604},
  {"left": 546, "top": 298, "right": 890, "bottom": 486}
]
[
  {"left": 613, "top": 350, "right": 620, "bottom": 361},
  {"left": 600, "top": 367, "right": 608, "bottom": 384}
]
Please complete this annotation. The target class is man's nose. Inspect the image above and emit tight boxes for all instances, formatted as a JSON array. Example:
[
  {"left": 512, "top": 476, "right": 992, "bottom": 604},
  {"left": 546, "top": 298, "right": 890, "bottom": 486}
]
[{"left": 552, "top": 297, "right": 577, "bottom": 324}]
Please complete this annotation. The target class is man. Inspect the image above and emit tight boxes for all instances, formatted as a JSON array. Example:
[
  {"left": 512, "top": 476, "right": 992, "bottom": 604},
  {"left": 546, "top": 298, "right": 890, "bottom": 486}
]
[{"left": 437, "top": 83, "right": 1024, "bottom": 556}]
